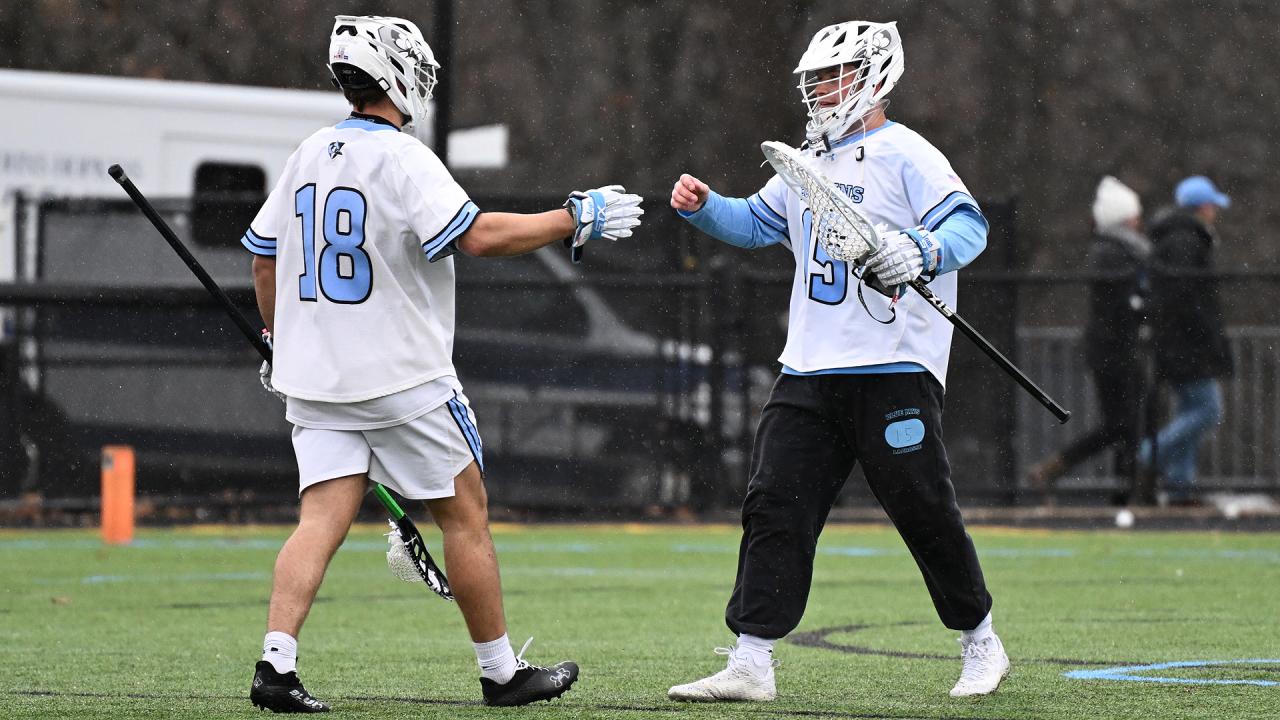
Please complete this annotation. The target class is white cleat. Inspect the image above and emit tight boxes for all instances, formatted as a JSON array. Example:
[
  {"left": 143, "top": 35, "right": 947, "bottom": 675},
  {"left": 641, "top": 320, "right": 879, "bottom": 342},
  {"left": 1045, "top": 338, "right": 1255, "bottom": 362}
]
[
  {"left": 668, "top": 647, "right": 777, "bottom": 703},
  {"left": 949, "top": 633, "right": 1010, "bottom": 698}
]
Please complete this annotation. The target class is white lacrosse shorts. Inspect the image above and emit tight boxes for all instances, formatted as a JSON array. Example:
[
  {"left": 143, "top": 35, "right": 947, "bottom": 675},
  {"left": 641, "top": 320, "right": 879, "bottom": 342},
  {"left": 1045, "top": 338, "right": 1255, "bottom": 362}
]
[{"left": 291, "top": 393, "right": 484, "bottom": 499}]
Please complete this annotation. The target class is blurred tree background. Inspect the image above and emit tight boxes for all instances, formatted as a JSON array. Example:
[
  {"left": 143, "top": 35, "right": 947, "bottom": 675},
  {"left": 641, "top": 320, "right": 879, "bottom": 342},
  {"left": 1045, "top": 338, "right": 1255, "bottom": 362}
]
[{"left": 3, "top": 0, "right": 1275, "bottom": 272}]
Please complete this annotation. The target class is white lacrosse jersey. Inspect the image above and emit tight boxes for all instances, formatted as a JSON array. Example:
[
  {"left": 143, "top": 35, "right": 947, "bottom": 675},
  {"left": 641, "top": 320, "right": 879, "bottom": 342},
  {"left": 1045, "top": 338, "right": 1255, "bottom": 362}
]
[
  {"left": 240, "top": 115, "right": 479, "bottom": 402},
  {"left": 752, "top": 121, "right": 980, "bottom": 386}
]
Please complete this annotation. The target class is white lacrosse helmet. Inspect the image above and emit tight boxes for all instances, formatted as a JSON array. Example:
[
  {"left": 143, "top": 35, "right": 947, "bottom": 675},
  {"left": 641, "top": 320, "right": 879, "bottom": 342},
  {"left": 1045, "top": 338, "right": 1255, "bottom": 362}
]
[
  {"left": 328, "top": 15, "right": 439, "bottom": 141},
  {"left": 794, "top": 21, "right": 905, "bottom": 150}
]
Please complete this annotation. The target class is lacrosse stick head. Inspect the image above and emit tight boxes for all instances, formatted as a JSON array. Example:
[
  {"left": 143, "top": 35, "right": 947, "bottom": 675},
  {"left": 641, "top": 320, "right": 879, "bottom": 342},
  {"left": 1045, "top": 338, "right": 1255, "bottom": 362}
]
[
  {"left": 760, "top": 141, "right": 880, "bottom": 264},
  {"left": 385, "top": 518, "right": 454, "bottom": 600}
]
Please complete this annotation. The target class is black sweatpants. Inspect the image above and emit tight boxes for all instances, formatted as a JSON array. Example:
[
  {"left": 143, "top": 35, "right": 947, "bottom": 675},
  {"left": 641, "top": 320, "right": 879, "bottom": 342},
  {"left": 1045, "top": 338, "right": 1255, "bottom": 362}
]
[{"left": 725, "top": 372, "right": 992, "bottom": 639}]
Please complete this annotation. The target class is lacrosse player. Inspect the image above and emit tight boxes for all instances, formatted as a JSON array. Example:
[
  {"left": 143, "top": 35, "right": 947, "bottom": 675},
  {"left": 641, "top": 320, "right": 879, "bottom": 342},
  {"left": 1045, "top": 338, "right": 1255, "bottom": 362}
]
[
  {"left": 240, "top": 15, "right": 642, "bottom": 712},
  {"left": 667, "top": 20, "right": 1006, "bottom": 701}
]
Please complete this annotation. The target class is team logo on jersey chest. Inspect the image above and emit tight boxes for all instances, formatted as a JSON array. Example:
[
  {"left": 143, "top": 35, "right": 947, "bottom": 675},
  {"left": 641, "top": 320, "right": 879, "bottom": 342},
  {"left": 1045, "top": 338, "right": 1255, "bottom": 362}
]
[{"left": 327, "top": 142, "right": 345, "bottom": 159}]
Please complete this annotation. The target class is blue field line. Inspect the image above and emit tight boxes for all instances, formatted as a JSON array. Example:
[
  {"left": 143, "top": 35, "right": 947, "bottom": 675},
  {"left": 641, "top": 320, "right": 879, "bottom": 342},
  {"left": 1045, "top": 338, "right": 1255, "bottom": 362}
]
[
  {"left": 501, "top": 565, "right": 710, "bottom": 579},
  {"left": 0, "top": 537, "right": 600, "bottom": 554},
  {"left": 27, "top": 565, "right": 707, "bottom": 586},
  {"left": 670, "top": 540, "right": 1080, "bottom": 558},
  {"left": 2, "top": 536, "right": 1277, "bottom": 563},
  {"left": 1114, "top": 548, "right": 1280, "bottom": 563},
  {"left": 31, "top": 571, "right": 271, "bottom": 586},
  {"left": 492, "top": 542, "right": 598, "bottom": 554},
  {"left": 1065, "top": 659, "right": 1280, "bottom": 686}
]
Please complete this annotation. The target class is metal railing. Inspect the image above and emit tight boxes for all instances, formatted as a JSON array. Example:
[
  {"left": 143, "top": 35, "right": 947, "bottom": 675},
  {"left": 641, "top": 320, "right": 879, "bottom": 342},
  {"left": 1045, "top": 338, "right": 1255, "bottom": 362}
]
[{"left": 1016, "top": 326, "right": 1280, "bottom": 493}]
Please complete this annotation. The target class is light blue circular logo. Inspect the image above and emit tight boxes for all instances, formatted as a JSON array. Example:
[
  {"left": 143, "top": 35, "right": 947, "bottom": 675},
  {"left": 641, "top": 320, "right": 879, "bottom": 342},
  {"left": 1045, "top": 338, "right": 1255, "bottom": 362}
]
[{"left": 885, "top": 418, "right": 925, "bottom": 449}]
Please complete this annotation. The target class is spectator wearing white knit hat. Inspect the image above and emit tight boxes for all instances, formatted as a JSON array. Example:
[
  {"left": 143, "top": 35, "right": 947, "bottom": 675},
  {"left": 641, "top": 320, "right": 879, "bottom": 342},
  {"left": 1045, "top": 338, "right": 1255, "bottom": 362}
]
[{"left": 1026, "top": 176, "right": 1151, "bottom": 503}]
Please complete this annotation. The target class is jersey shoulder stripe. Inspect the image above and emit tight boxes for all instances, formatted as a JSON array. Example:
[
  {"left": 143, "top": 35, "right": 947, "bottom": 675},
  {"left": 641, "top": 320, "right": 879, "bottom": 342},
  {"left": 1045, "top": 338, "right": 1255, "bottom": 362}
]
[
  {"left": 748, "top": 193, "right": 787, "bottom": 232},
  {"left": 422, "top": 200, "right": 480, "bottom": 261},
  {"left": 921, "top": 190, "right": 980, "bottom": 231},
  {"left": 241, "top": 227, "right": 277, "bottom": 256}
]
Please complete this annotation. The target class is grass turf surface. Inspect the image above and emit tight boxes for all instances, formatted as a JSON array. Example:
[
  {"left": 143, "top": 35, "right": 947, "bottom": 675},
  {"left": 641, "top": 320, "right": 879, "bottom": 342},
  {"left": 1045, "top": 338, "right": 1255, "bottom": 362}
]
[{"left": 1, "top": 523, "right": 1278, "bottom": 719}]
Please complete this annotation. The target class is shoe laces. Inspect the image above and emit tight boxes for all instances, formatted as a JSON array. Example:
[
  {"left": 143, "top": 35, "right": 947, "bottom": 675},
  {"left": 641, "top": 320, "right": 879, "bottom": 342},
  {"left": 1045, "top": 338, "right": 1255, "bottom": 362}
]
[
  {"left": 957, "top": 636, "right": 999, "bottom": 682},
  {"left": 514, "top": 636, "right": 541, "bottom": 671},
  {"left": 714, "top": 646, "right": 780, "bottom": 678}
]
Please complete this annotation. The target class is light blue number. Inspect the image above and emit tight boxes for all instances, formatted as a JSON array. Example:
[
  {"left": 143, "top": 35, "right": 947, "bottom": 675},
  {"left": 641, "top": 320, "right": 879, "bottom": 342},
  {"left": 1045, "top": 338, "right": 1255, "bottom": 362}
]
[
  {"left": 319, "top": 189, "right": 372, "bottom": 304},
  {"left": 803, "top": 208, "right": 848, "bottom": 305},
  {"left": 294, "top": 185, "right": 372, "bottom": 304},
  {"left": 295, "top": 184, "right": 317, "bottom": 301}
]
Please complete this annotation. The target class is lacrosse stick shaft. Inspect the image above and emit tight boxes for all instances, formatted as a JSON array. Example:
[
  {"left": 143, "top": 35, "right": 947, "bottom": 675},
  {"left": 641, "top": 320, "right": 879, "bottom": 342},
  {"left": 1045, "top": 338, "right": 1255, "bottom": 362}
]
[
  {"left": 108, "top": 163, "right": 436, "bottom": 507},
  {"left": 908, "top": 280, "right": 1071, "bottom": 424},
  {"left": 372, "top": 483, "right": 407, "bottom": 520},
  {"left": 110, "top": 164, "right": 455, "bottom": 599},
  {"left": 108, "top": 165, "right": 272, "bottom": 364}
]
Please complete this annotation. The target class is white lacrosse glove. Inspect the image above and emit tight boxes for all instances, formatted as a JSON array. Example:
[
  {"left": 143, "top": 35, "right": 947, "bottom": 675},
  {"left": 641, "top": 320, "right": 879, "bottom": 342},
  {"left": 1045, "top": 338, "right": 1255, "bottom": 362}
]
[
  {"left": 258, "top": 330, "right": 284, "bottom": 403},
  {"left": 564, "top": 184, "right": 644, "bottom": 248},
  {"left": 864, "top": 227, "right": 942, "bottom": 289}
]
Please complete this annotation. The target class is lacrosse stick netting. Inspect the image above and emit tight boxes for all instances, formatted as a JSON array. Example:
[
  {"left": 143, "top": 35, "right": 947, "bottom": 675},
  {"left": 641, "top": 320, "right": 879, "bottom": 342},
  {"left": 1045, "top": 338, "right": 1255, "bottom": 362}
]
[{"left": 760, "top": 141, "right": 880, "bottom": 264}]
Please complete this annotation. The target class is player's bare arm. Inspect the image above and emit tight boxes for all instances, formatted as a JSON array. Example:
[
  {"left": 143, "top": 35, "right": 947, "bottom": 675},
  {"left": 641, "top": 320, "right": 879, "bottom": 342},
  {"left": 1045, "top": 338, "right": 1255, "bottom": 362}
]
[
  {"left": 458, "top": 184, "right": 644, "bottom": 258},
  {"left": 348, "top": 75, "right": 644, "bottom": 263},
  {"left": 457, "top": 210, "right": 574, "bottom": 257},
  {"left": 670, "top": 174, "right": 710, "bottom": 213},
  {"left": 251, "top": 255, "right": 276, "bottom": 335}
]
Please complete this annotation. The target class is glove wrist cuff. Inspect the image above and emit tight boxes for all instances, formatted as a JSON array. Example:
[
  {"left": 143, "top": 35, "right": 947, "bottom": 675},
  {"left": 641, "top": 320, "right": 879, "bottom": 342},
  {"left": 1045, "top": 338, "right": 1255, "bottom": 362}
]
[{"left": 903, "top": 227, "right": 941, "bottom": 278}]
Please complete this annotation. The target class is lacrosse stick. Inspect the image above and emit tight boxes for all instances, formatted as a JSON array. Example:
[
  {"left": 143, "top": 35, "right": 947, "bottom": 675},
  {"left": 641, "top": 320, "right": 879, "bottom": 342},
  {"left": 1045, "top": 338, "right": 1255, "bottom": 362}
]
[
  {"left": 759, "top": 141, "right": 1071, "bottom": 424},
  {"left": 107, "top": 163, "right": 454, "bottom": 599},
  {"left": 374, "top": 484, "right": 453, "bottom": 598}
]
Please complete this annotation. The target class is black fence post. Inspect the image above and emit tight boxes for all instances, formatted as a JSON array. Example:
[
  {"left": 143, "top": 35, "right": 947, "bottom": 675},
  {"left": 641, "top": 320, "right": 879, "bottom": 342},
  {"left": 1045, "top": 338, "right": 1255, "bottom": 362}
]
[
  {"left": 0, "top": 193, "right": 18, "bottom": 497},
  {"left": 431, "top": 0, "right": 453, "bottom": 166},
  {"left": 705, "top": 250, "right": 747, "bottom": 511}
]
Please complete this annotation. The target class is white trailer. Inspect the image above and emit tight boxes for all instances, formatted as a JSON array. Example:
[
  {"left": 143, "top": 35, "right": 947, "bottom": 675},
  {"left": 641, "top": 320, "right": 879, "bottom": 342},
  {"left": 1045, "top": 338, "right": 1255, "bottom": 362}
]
[{"left": 0, "top": 68, "right": 506, "bottom": 284}]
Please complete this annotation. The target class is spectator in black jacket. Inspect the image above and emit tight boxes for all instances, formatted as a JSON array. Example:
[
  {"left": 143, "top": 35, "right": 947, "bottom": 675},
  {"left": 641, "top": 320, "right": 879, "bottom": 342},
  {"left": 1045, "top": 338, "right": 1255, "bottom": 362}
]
[
  {"left": 1140, "top": 175, "right": 1233, "bottom": 505},
  {"left": 1026, "top": 176, "right": 1150, "bottom": 502}
]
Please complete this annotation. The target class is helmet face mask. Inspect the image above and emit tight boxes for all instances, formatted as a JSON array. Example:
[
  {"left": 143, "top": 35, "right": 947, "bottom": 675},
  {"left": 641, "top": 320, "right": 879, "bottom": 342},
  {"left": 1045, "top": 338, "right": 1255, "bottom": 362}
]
[
  {"left": 798, "top": 63, "right": 870, "bottom": 133},
  {"left": 794, "top": 21, "right": 904, "bottom": 151},
  {"left": 328, "top": 15, "right": 439, "bottom": 142}
]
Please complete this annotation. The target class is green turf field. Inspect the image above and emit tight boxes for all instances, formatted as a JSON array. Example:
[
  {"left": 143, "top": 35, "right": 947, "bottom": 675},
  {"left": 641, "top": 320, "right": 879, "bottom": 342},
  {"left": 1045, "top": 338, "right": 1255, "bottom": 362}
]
[{"left": 2, "top": 523, "right": 1277, "bottom": 719}]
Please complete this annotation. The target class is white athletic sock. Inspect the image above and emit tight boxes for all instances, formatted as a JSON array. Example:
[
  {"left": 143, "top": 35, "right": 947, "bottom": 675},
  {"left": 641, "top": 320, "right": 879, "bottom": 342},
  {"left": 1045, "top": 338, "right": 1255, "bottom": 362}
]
[
  {"left": 474, "top": 633, "right": 518, "bottom": 684},
  {"left": 961, "top": 612, "right": 995, "bottom": 644},
  {"left": 262, "top": 631, "right": 298, "bottom": 675},
  {"left": 734, "top": 634, "right": 776, "bottom": 678}
]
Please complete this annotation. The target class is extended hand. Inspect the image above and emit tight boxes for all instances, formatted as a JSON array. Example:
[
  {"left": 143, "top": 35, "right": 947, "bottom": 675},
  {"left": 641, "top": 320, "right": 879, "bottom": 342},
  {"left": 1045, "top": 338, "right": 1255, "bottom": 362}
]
[
  {"left": 564, "top": 185, "right": 645, "bottom": 248},
  {"left": 670, "top": 174, "right": 710, "bottom": 213}
]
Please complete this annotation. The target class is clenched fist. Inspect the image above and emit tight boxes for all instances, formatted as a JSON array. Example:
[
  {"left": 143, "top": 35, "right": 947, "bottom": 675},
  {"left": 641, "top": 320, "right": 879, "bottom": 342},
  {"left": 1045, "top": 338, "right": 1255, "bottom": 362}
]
[{"left": 670, "top": 174, "right": 711, "bottom": 213}]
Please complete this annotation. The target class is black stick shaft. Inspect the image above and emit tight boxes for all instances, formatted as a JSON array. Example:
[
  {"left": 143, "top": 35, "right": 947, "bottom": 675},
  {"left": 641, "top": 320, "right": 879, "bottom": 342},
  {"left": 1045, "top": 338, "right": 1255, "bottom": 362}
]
[
  {"left": 107, "top": 164, "right": 272, "bottom": 364},
  {"left": 107, "top": 163, "right": 457, "bottom": 598},
  {"left": 909, "top": 280, "right": 1071, "bottom": 424}
]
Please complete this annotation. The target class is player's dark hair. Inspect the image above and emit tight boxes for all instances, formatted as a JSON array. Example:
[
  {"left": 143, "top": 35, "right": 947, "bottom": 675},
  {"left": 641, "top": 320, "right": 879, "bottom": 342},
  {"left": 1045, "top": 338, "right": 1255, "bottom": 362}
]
[{"left": 330, "top": 63, "right": 388, "bottom": 112}]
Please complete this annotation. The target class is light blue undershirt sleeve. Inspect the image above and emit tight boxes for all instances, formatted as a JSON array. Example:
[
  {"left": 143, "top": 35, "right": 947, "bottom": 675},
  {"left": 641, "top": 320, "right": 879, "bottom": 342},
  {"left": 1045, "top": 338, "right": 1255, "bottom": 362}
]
[
  {"left": 676, "top": 191, "right": 786, "bottom": 249},
  {"left": 932, "top": 204, "right": 988, "bottom": 275}
]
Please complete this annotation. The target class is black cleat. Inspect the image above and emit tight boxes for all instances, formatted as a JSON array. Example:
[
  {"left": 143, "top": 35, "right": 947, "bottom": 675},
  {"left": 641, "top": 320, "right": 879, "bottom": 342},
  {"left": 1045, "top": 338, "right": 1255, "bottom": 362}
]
[
  {"left": 480, "top": 661, "right": 579, "bottom": 707},
  {"left": 250, "top": 660, "right": 330, "bottom": 713}
]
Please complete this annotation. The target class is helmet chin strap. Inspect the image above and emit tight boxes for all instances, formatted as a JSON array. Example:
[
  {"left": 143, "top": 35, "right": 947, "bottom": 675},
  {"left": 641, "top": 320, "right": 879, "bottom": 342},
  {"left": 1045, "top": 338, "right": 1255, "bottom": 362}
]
[{"left": 813, "top": 99, "right": 887, "bottom": 159}]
